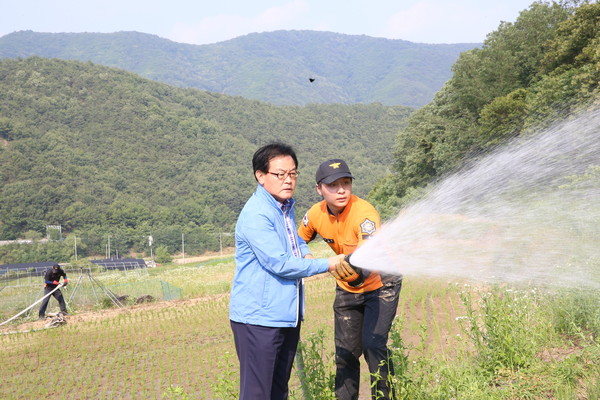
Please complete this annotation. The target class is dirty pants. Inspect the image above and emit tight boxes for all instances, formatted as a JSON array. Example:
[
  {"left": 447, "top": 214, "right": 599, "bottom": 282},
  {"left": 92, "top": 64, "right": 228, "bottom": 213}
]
[
  {"left": 38, "top": 287, "right": 67, "bottom": 317},
  {"left": 334, "top": 280, "right": 402, "bottom": 400}
]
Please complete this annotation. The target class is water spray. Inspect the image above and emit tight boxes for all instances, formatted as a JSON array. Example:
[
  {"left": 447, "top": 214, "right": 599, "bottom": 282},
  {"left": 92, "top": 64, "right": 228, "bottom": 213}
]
[{"left": 351, "top": 108, "right": 600, "bottom": 289}]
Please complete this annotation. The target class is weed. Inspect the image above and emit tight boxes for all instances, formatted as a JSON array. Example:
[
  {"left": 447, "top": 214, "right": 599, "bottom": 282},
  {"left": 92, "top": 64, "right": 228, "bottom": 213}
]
[
  {"left": 295, "top": 329, "right": 336, "bottom": 400},
  {"left": 162, "top": 385, "right": 191, "bottom": 400},
  {"left": 546, "top": 288, "right": 600, "bottom": 343},
  {"left": 458, "top": 286, "right": 542, "bottom": 374},
  {"left": 210, "top": 351, "right": 239, "bottom": 400},
  {"left": 385, "top": 316, "right": 415, "bottom": 399}
]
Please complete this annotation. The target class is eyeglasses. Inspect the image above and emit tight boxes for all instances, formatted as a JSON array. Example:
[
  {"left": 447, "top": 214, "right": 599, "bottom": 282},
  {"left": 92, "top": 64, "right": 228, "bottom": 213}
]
[{"left": 268, "top": 170, "right": 300, "bottom": 180}]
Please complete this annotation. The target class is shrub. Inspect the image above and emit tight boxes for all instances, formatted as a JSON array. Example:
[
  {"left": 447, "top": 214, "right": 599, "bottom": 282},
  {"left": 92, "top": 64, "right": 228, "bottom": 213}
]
[
  {"left": 458, "top": 286, "right": 543, "bottom": 374},
  {"left": 155, "top": 246, "right": 172, "bottom": 264}
]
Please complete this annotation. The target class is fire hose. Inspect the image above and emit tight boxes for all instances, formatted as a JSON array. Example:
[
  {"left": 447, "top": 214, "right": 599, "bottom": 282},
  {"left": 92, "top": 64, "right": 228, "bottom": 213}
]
[{"left": 0, "top": 283, "right": 64, "bottom": 327}]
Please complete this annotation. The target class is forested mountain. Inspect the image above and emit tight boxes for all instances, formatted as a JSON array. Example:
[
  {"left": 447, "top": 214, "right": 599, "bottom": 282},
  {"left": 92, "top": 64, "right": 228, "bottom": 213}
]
[
  {"left": 0, "top": 30, "right": 476, "bottom": 107},
  {"left": 0, "top": 57, "right": 411, "bottom": 259},
  {"left": 371, "top": 0, "right": 600, "bottom": 218}
]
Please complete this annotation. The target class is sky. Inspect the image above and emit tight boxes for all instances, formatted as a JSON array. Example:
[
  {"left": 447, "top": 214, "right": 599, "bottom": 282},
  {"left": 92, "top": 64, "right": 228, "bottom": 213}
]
[{"left": 0, "top": 0, "right": 538, "bottom": 45}]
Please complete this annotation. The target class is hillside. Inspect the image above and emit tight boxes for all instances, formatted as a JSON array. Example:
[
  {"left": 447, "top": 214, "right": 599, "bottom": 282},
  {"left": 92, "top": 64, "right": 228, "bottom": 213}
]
[
  {"left": 0, "top": 57, "right": 411, "bottom": 254},
  {"left": 371, "top": 0, "right": 600, "bottom": 218},
  {"left": 0, "top": 30, "right": 477, "bottom": 107}
]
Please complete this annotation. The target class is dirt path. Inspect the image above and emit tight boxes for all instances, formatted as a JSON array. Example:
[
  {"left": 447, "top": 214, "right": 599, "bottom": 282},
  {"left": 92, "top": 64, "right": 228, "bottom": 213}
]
[{"left": 172, "top": 248, "right": 235, "bottom": 264}]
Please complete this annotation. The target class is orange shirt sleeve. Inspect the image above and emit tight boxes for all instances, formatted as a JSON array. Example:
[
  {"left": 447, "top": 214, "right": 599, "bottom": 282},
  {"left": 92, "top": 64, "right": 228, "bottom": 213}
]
[
  {"left": 351, "top": 200, "right": 381, "bottom": 250},
  {"left": 298, "top": 207, "right": 317, "bottom": 243}
]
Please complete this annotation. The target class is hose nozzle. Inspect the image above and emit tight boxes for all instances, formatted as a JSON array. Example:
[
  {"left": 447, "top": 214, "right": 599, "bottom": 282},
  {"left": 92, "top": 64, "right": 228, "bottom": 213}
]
[{"left": 345, "top": 254, "right": 368, "bottom": 287}]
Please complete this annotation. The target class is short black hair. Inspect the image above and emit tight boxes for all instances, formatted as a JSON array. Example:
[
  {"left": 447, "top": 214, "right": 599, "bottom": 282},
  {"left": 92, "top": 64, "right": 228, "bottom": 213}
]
[{"left": 252, "top": 143, "right": 298, "bottom": 180}]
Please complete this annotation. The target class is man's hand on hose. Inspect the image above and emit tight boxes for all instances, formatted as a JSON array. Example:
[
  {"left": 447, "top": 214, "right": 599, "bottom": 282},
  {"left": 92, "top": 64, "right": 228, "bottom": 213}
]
[
  {"left": 329, "top": 255, "right": 365, "bottom": 287},
  {"left": 63, "top": 279, "right": 68, "bottom": 286},
  {"left": 52, "top": 280, "right": 59, "bottom": 285},
  {"left": 327, "top": 254, "right": 345, "bottom": 274}
]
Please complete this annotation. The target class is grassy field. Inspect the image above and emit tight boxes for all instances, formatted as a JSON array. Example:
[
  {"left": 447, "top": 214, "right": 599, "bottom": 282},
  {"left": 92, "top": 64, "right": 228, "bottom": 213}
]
[{"left": 1, "top": 242, "right": 598, "bottom": 399}]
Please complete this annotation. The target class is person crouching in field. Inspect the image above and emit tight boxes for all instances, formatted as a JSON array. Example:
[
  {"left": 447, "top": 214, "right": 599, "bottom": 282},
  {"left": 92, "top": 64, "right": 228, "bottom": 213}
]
[
  {"left": 229, "top": 143, "right": 345, "bottom": 400},
  {"left": 39, "top": 263, "right": 68, "bottom": 319}
]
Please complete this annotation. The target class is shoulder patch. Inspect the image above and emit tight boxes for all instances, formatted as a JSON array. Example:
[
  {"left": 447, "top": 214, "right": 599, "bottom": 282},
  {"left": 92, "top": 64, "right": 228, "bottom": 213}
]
[
  {"left": 360, "top": 218, "right": 376, "bottom": 235},
  {"left": 302, "top": 212, "right": 309, "bottom": 227}
]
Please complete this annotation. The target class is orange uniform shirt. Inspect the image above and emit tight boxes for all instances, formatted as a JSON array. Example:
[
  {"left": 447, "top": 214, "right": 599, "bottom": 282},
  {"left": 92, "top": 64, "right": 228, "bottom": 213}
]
[{"left": 298, "top": 195, "right": 383, "bottom": 293}]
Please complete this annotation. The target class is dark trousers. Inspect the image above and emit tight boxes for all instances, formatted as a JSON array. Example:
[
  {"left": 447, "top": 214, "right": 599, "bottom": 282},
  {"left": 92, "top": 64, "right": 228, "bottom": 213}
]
[
  {"left": 334, "top": 280, "right": 402, "bottom": 400},
  {"left": 39, "top": 287, "right": 67, "bottom": 317},
  {"left": 230, "top": 320, "right": 301, "bottom": 400}
]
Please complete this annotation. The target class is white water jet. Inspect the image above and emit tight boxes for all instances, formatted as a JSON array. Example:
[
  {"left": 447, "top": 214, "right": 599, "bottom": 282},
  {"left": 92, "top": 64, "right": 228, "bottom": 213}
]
[{"left": 352, "top": 108, "right": 600, "bottom": 289}]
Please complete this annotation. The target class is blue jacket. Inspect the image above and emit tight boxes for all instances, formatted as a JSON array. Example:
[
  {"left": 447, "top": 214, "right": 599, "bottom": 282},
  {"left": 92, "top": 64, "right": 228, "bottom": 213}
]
[{"left": 229, "top": 184, "right": 329, "bottom": 327}]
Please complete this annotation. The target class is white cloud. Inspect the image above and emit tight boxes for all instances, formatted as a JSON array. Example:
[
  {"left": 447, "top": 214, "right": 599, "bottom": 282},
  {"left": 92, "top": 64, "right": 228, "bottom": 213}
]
[
  {"left": 168, "top": 0, "right": 309, "bottom": 45},
  {"left": 382, "top": 1, "right": 493, "bottom": 43}
]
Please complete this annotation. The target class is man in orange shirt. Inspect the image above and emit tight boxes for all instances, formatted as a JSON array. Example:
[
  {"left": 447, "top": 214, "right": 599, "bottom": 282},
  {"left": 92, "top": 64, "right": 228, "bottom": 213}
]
[{"left": 298, "top": 159, "right": 402, "bottom": 400}]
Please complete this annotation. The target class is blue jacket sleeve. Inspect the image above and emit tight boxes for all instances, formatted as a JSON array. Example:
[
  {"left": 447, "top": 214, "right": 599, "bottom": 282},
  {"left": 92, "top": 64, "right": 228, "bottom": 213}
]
[{"left": 239, "top": 212, "right": 328, "bottom": 279}]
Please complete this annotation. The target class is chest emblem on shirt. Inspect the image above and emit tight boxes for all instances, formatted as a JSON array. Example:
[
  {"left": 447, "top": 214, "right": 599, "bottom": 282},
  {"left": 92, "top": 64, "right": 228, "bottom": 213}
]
[{"left": 360, "top": 218, "right": 376, "bottom": 235}]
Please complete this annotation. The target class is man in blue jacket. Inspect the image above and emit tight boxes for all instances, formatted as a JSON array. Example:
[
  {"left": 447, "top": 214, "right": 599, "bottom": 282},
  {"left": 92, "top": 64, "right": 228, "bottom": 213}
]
[{"left": 230, "top": 143, "right": 345, "bottom": 400}]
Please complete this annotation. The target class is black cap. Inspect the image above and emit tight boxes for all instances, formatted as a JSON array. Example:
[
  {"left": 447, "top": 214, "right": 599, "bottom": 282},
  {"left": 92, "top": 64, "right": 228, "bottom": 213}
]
[
  {"left": 315, "top": 159, "right": 354, "bottom": 184},
  {"left": 52, "top": 263, "right": 60, "bottom": 269}
]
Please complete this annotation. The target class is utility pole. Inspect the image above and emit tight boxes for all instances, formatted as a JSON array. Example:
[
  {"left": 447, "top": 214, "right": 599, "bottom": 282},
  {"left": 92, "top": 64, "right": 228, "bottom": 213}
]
[
  {"left": 107, "top": 235, "right": 111, "bottom": 259},
  {"left": 149, "top": 235, "right": 154, "bottom": 266},
  {"left": 74, "top": 234, "right": 78, "bottom": 261},
  {"left": 182, "top": 233, "right": 185, "bottom": 264}
]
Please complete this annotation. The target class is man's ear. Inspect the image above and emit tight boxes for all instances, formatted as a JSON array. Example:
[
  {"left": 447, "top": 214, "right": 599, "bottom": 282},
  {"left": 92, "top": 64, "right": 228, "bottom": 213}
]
[{"left": 256, "top": 170, "right": 265, "bottom": 185}]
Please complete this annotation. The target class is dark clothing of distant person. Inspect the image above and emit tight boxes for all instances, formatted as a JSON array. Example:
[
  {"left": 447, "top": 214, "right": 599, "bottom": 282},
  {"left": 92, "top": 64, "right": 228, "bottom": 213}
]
[{"left": 39, "top": 264, "right": 68, "bottom": 318}]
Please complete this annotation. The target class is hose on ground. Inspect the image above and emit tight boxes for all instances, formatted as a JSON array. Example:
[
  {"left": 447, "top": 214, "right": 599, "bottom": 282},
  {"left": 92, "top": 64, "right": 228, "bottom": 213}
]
[{"left": 0, "top": 283, "right": 64, "bottom": 327}]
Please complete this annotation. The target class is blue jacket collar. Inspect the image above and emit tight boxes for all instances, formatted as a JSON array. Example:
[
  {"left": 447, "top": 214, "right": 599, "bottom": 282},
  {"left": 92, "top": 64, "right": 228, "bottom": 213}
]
[{"left": 255, "top": 184, "right": 296, "bottom": 210}]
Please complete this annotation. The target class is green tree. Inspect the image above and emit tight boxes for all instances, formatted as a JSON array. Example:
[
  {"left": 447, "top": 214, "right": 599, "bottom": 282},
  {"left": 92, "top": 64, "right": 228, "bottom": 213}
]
[
  {"left": 478, "top": 88, "right": 529, "bottom": 147},
  {"left": 542, "top": 1, "right": 600, "bottom": 72},
  {"left": 23, "top": 230, "right": 44, "bottom": 241},
  {"left": 154, "top": 245, "right": 172, "bottom": 264}
]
